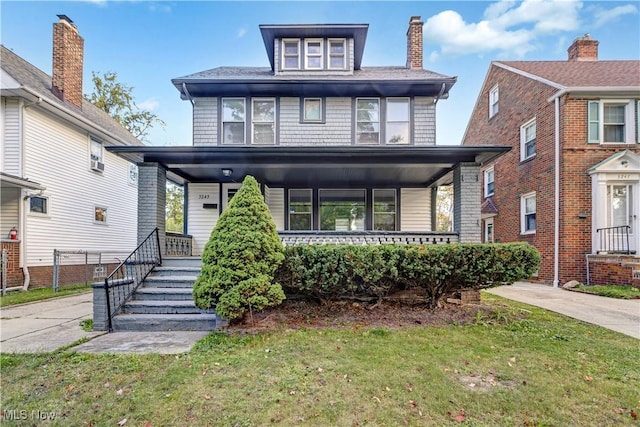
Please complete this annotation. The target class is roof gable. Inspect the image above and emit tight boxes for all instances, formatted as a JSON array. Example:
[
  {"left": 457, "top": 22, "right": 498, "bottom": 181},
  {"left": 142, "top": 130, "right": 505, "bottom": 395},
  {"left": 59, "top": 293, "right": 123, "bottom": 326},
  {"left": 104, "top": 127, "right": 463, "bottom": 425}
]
[{"left": 588, "top": 150, "right": 640, "bottom": 174}]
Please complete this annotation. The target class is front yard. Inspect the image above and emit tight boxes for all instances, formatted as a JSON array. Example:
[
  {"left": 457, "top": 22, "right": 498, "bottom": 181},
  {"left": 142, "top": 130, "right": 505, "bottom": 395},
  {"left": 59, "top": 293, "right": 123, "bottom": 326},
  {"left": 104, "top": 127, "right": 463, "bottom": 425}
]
[{"left": 1, "top": 294, "right": 638, "bottom": 426}]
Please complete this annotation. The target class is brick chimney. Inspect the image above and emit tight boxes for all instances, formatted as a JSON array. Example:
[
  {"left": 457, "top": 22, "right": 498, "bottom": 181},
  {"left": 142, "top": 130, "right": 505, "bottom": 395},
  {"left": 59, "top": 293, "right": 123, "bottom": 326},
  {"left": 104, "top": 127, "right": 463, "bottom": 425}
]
[
  {"left": 52, "top": 15, "right": 84, "bottom": 109},
  {"left": 406, "top": 16, "right": 423, "bottom": 69},
  {"left": 567, "top": 34, "right": 598, "bottom": 61}
]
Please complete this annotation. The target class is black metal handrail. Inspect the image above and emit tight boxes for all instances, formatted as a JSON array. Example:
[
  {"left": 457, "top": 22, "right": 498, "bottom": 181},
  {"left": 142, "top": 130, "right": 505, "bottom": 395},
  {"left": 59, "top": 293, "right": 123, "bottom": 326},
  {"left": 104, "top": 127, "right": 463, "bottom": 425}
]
[
  {"left": 103, "top": 227, "right": 162, "bottom": 331},
  {"left": 596, "top": 225, "right": 631, "bottom": 255}
]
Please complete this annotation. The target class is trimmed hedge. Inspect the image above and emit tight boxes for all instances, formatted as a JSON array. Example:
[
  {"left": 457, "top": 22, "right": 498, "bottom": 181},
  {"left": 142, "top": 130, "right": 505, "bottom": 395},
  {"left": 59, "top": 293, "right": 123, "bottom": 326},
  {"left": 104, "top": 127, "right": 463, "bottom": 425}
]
[{"left": 276, "top": 243, "right": 540, "bottom": 307}]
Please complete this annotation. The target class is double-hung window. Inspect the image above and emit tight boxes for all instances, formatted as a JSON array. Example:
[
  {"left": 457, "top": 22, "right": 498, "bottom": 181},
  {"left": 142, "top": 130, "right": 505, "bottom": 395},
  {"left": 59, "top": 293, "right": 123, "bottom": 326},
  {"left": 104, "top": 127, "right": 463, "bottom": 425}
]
[
  {"left": 521, "top": 192, "right": 536, "bottom": 234},
  {"left": 288, "top": 189, "right": 312, "bottom": 230},
  {"left": 373, "top": 189, "right": 397, "bottom": 231},
  {"left": 386, "top": 98, "right": 410, "bottom": 144},
  {"left": 588, "top": 100, "right": 637, "bottom": 144},
  {"left": 222, "top": 98, "right": 245, "bottom": 144},
  {"left": 282, "top": 39, "right": 300, "bottom": 70},
  {"left": 305, "top": 39, "right": 323, "bottom": 69},
  {"left": 484, "top": 167, "right": 495, "bottom": 197},
  {"left": 328, "top": 39, "right": 346, "bottom": 69},
  {"left": 356, "top": 98, "right": 380, "bottom": 144},
  {"left": 90, "top": 137, "right": 102, "bottom": 163},
  {"left": 521, "top": 118, "right": 536, "bottom": 160},
  {"left": 252, "top": 98, "right": 275, "bottom": 144},
  {"left": 489, "top": 85, "right": 499, "bottom": 118}
]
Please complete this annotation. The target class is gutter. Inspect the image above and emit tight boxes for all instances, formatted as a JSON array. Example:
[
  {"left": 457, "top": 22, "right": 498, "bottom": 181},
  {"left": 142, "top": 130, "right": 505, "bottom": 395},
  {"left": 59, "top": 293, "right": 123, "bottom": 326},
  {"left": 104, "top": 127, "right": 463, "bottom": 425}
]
[
  {"left": 548, "top": 86, "right": 640, "bottom": 102},
  {"left": 433, "top": 83, "right": 446, "bottom": 105},
  {"left": 182, "top": 83, "right": 195, "bottom": 107}
]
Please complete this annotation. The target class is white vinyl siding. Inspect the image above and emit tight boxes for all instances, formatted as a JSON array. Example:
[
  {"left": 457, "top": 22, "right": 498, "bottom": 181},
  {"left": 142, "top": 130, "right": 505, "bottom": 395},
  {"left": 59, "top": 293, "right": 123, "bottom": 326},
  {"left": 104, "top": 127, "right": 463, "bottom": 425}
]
[
  {"left": 2, "top": 97, "right": 21, "bottom": 175},
  {"left": 588, "top": 100, "right": 636, "bottom": 144},
  {"left": 187, "top": 183, "right": 220, "bottom": 256},
  {"left": 193, "top": 98, "right": 217, "bottom": 146},
  {"left": 22, "top": 108, "right": 138, "bottom": 266},
  {"left": 279, "top": 97, "right": 352, "bottom": 145},
  {"left": 400, "top": 188, "right": 431, "bottom": 231},
  {"left": 264, "top": 186, "right": 285, "bottom": 230},
  {"left": 1, "top": 187, "right": 20, "bottom": 238}
]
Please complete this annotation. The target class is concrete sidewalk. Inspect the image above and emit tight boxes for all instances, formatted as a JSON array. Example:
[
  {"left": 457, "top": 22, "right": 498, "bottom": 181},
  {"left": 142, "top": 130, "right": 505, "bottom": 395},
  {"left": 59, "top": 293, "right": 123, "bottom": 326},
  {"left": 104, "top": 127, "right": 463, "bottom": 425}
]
[{"left": 485, "top": 282, "right": 640, "bottom": 339}]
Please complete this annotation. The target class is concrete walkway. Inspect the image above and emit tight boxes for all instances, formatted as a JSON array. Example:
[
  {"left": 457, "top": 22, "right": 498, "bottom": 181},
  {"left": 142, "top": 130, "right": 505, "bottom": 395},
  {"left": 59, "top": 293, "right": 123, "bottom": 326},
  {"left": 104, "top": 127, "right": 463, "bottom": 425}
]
[{"left": 485, "top": 282, "right": 640, "bottom": 339}]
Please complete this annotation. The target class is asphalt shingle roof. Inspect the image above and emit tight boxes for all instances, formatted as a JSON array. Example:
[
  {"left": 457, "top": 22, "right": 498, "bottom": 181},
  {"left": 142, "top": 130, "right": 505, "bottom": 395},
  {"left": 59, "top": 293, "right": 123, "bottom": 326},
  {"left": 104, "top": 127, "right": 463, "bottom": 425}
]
[
  {"left": 497, "top": 60, "right": 640, "bottom": 88},
  {"left": 1, "top": 45, "right": 142, "bottom": 147}
]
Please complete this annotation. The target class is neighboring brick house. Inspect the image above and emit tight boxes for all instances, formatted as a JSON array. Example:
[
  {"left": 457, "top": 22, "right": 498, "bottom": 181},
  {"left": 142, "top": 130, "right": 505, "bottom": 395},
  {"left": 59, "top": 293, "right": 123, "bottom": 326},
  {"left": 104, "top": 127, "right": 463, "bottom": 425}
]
[
  {"left": 462, "top": 35, "right": 640, "bottom": 286},
  {"left": 109, "top": 17, "right": 509, "bottom": 254},
  {"left": 1, "top": 16, "right": 142, "bottom": 289}
]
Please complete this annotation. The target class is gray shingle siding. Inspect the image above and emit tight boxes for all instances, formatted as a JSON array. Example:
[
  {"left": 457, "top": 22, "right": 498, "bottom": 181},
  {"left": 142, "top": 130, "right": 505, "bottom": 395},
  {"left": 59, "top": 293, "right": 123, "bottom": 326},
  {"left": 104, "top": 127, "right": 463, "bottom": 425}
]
[
  {"left": 193, "top": 98, "right": 217, "bottom": 146},
  {"left": 414, "top": 97, "right": 436, "bottom": 145},
  {"left": 453, "top": 163, "right": 481, "bottom": 243},
  {"left": 279, "top": 97, "right": 352, "bottom": 145}
]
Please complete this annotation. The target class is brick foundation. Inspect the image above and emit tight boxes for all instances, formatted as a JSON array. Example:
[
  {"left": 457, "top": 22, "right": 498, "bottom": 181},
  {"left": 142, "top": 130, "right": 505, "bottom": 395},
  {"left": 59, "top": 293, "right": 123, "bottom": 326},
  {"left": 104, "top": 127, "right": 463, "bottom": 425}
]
[
  {"left": 588, "top": 255, "right": 640, "bottom": 288},
  {"left": 27, "top": 262, "right": 119, "bottom": 289},
  {"left": 1, "top": 240, "right": 24, "bottom": 287}
]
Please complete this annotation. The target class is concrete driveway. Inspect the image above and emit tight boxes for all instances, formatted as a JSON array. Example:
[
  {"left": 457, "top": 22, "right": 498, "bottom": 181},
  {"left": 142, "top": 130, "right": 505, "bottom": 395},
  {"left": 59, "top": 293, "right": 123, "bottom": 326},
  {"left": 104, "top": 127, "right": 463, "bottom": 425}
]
[{"left": 485, "top": 282, "right": 640, "bottom": 339}]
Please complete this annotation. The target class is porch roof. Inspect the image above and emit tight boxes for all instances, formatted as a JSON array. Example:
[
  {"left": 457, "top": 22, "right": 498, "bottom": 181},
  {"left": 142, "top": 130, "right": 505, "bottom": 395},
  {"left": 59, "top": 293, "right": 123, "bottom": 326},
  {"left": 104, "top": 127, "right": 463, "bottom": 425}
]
[
  {"left": 0, "top": 172, "right": 45, "bottom": 191},
  {"left": 106, "top": 145, "right": 510, "bottom": 187}
]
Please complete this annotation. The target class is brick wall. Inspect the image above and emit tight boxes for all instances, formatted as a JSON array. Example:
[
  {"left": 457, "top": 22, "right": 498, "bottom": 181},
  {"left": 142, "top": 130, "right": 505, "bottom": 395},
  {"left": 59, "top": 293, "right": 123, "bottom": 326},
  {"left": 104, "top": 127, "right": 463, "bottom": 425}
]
[
  {"left": 52, "top": 16, "right": 84, "bottom": 109},
  {"left": 588, "top": 256, "right": 640, "bottom": 287},
  {"left": 1, "top": 241, "right": 23, "bottom": 287}
]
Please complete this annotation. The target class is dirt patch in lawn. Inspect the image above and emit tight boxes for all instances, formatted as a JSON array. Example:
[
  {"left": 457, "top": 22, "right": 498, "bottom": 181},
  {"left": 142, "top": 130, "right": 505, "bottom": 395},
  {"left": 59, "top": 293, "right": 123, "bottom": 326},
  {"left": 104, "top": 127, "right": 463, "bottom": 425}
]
[{"left": 225, "top": 299, "right": 494, "bottom": 333}]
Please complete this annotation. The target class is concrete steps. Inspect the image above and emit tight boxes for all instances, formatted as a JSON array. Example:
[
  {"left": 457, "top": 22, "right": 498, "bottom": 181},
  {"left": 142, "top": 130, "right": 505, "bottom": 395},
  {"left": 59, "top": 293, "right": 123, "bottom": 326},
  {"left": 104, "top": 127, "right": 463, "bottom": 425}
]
[{"left": 112, "top": 257, "right": 226, "bottom": 331}]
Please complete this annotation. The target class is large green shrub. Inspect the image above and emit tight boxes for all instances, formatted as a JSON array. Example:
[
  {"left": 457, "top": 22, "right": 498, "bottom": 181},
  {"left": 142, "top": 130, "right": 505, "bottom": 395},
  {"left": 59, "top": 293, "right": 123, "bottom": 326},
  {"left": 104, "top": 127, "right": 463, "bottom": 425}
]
[
  {"left": 193, "top": 176, "right": 285, "bottom": 321},
  {"left": 276, "top": 243, "right": 540, "bottom": 307}
]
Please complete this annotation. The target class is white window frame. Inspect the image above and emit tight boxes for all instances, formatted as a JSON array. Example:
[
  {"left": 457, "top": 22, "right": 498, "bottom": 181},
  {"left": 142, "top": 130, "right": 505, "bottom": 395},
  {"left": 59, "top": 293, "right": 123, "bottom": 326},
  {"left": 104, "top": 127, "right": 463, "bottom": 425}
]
[
  {"left": 304, "top": 39, "right": 324, "bottom": 70},
  {"left": 222, "top": 98, "right": 246, "bottom": 145},
  {"left": 489, "top": 85, "right": 499, "bottom": 118},
  {"left": 128, "top": 163, "right": 138, "bottom": 186},
  {"left": 521, "top": 192, "right": 536, "bottom": 235},
  {"left": 94, "top": 206, "right": 108, "bottom": 224},
  {"left": 484, "top": 218, "right": 494, "bottom": 243},
  {"left": 484, "top": 167, "right": 495, "bottom": 197},
  {"left": 302, "top": 98, "right": 323, "bottom": 122},
  {"left": 386, "top": 98, "right": 410, "bottom": 144},
  {"left": 90, "top": 137, "right": 103, "bottom": 163},
  {"left": 588, "top": 100, "right": 636, "bottom": 144},
  {"left": 29, "top": 196, "right": 49, "bottom": 216},
  {"left": 356, "top": 98, "right": 380, "bottom": 144},
  {"left": 251, "top": 98, "right": 276, "bottom": 144},
  {"left": 328, "top": 38, "right": 346, "bottom": 70},
  {"left": 282, "top": 39, "right": 300, "bottom": 70},
  {"left": 520, "top": 118, "right": 537, "bottom": 161}
]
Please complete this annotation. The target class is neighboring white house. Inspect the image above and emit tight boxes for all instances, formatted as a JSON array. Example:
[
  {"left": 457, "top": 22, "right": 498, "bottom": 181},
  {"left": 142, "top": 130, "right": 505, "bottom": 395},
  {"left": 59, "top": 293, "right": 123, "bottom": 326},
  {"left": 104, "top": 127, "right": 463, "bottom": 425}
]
[{"left": 1, "top": 15, "right": 142, "bottom": 289}]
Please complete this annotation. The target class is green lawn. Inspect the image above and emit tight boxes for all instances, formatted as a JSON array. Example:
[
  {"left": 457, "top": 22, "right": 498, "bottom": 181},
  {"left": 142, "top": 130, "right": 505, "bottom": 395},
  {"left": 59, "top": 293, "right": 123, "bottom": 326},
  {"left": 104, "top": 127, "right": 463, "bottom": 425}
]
[
  {"left": 1, "top": 295, "right": 638, "bottom": 426},
  {"left": 0, "top": 284, "right": 91, "bottom": 307},
  {"left": 573, "top": 284, "right": 640, "bottom": 299}
]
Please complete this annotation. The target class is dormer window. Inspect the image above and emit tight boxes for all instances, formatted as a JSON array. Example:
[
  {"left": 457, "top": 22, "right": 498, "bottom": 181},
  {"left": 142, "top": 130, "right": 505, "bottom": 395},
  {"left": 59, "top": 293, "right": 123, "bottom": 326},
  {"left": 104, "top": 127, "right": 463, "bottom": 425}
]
[
  {"left": 282, "top": 39, "right": 300, "bottom": 70},
  {"left": 329, "top": 39, "right": 346, "bottom": 69},
  {"left": 305, "top": 39, "right": 323, "bottom": 69}
]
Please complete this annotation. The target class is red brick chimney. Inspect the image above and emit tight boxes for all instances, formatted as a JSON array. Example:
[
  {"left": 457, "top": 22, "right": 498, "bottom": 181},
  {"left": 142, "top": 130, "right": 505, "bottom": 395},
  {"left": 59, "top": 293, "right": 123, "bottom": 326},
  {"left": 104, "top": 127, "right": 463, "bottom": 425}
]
[
  {"left": 52, "top": 15, "right": 84, "bottom": 109},
  {"left": 567, "top": 34, "right": 598, "bottom": 61},
  {"left": 406, "top": 16, "right": 423, "bottom": 69}
]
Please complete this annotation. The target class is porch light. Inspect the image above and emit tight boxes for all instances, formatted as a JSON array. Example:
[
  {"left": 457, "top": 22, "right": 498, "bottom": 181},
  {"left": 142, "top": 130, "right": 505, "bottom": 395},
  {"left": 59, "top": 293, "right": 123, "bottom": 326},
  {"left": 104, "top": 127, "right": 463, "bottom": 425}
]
[{"left": 222, "top": 168, "right": 233, "bottom": 177}]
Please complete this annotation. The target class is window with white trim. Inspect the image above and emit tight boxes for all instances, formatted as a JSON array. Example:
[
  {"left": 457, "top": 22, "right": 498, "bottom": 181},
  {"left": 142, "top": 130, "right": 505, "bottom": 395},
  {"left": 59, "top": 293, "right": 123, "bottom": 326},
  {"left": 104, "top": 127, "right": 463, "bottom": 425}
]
[
  {"left": 588, "top": 100, "right": 637, "bottom": 144},
  {"left": 29, "top": 196, "right": 48, "bottom": 214},
  {"left": 356, "top": 98, "right": 380, "bottom": 144},
  {"left": 328, "top": 39, "right": 346, "bottom": 69},
  {"left": 94, "top": 206, "right": 107, "bottom": 224},
  {"left": 521, "top": 118, "right": 536, "bottom": 160},
  {"left": 252, "top": 98, "right": 275, "bottom": 144},
  {"left": 222, "top": 98, "right": 245, "bottom": 144},
  {"left": 521, "top": 192, "right": 536, "bottom": 234},
  {"left": 90, "top": 137, "right": 103, "bottom": 164},
  {"left": 484, "top": 167, "right": 494, "bottom": 197},
  {"left": 386, "top": 98, "right": 410, "bottom": 144},
  {"left": 489, "top": 85, "right": 499, "bottom": 118},
  {"left": 303, "top": 98, "right": 322, "bottom": 122},
  {"left": 305, "top": 39, "right": 323, "bottom": 69},
  {"left": 282, "top": 39, "right": 300, "bottom": 70},
  {"left": 128, "top": 163, "right": 138, "bottom": 186}
]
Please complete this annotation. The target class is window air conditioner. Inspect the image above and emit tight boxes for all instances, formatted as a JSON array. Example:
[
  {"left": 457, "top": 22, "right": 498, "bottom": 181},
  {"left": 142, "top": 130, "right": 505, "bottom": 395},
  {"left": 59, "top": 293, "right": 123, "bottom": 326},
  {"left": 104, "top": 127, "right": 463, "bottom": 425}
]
[{"left": 91, "top": 160, "right": 105, "bottom": 172}]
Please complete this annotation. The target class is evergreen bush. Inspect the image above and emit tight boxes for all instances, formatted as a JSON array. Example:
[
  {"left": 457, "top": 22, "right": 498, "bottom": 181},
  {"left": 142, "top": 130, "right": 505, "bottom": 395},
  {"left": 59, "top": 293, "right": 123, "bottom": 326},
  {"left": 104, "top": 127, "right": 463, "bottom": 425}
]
[{"left": 193, "top": 176, "right": 285, "bottom": 321}]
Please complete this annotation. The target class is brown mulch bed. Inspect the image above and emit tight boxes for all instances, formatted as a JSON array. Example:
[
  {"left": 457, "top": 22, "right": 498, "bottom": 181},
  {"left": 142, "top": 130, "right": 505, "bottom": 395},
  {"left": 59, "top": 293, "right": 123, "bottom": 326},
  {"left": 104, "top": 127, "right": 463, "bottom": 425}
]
[{"left": 224, "top": 299, "right": 493, "bottom": 333}]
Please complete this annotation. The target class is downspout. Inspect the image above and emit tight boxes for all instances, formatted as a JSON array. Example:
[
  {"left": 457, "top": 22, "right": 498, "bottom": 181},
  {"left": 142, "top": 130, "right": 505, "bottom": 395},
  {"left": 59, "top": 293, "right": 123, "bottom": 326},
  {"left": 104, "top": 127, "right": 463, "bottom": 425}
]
[{"left": 553, "top": 97, "right": 560, "bottom": 287}]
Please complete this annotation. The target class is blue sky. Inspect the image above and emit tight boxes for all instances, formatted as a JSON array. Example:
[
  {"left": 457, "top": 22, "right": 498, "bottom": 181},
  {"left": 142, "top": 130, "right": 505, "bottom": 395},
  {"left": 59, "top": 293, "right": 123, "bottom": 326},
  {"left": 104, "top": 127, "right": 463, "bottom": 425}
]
[{"left": 2, "top": 0, "right": 639, "bottom": 146}]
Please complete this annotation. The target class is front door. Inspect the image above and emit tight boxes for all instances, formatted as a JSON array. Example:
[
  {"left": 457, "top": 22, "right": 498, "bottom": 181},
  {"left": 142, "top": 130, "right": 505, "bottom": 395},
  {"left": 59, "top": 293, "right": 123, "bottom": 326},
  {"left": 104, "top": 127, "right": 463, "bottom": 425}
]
[
  {"left": 607, "top": 183, "right": 637, "bottom": 253},
  {"left": 222, "top": 183, "right": 242, "bottom": 211}
]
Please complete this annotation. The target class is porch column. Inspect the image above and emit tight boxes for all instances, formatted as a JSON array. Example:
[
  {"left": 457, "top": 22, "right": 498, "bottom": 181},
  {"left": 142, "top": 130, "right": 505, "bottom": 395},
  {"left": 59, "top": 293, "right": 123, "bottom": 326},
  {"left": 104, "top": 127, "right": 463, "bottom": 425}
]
[
  {"left": 453, "top": 162, "right": 481, "bottom": 243},
  {"left": 138, "top": 162, "right": 166, "bottom": 254}
]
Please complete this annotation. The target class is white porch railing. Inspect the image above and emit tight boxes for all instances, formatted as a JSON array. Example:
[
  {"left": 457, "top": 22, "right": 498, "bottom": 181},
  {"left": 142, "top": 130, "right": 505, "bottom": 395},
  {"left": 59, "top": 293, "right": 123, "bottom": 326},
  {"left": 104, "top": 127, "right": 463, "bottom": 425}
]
[
  {"left": 279, "top": 231, "right": 459, "bottom": 246},
  {"left": 165, "top": 232, "right": 193, "bottom": 256}
]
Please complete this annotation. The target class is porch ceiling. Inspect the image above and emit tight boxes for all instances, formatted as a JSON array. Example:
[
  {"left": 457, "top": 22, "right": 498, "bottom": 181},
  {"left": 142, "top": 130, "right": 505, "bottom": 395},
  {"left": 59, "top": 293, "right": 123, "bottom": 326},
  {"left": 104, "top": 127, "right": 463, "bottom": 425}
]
[{"left": 106, "top": 145, "right": 510, "bottom": 187}]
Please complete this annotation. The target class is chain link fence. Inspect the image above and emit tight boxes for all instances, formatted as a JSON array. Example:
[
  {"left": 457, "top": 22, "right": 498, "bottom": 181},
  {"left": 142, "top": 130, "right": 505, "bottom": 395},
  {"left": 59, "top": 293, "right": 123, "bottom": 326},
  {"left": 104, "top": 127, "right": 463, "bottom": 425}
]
[{"left": 52, "top": 250, "right": 122, "bottom": 292}]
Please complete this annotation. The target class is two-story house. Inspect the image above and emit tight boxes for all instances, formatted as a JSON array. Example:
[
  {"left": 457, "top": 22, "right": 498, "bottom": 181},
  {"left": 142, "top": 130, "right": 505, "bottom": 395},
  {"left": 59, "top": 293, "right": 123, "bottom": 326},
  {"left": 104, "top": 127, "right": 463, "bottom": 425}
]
[
  {"left": 1, "top": 16, "right": 142, "bottom": 290},
  {"left": 462, "top": 35, "right": 640, "bottom": 287},
  {"left": 109, "top": 17, "right": 509, "bottom": 254}
]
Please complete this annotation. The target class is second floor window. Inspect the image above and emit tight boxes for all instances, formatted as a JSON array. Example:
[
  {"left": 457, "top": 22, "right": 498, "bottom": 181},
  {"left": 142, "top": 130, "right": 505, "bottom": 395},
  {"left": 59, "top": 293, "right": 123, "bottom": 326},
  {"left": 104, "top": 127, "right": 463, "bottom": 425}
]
[
  {"left": 521, "top": 118, "right": 536, "bottom": 161},
  {"left": 386, "top": 98, "right": 410, "bottom": 144},
  {"left": 489, "top": 85, "right": 499, "bottom": 118},
  {"left": 282, "top": 40, "right": 300, "bottom": 69},
  {"left": 90, "top": 137, "right": 102, "bottom": 162},
  {"left": 252, "top": 99, "right": 275, "bottom": 144},
  {"left": 329, "top": 39, "right": 346, "bottom": 69},
  {"left": 305, "top": 39, "right": 323, "bottom": 69},
  {"left": 222, "top": 98, "right": 245, "bottom": 144},
  {"left": 588, "top": 100, "right": 636, "bottom": 144},
  {"left": 356, "top": 98, "right": 380, "bottom": 144},
  {"left": 484, "top": 168, "right": 494, "bottom": 197}
]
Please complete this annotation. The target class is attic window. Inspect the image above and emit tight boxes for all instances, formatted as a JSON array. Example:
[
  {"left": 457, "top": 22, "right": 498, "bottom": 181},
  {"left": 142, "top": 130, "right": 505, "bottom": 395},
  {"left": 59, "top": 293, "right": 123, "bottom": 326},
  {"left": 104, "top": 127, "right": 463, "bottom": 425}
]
[
  {"left": 282, "top": 39, "right": 300, "bottom": 70},
  {"left": 305, "top": 39, "right": 323, "bottom": 69},
  {"left": 329, "top": 39, "right": 346, "bottom": 69},
  {"left": 489, "top": 85, "right": 499, "bottom": 118}
]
